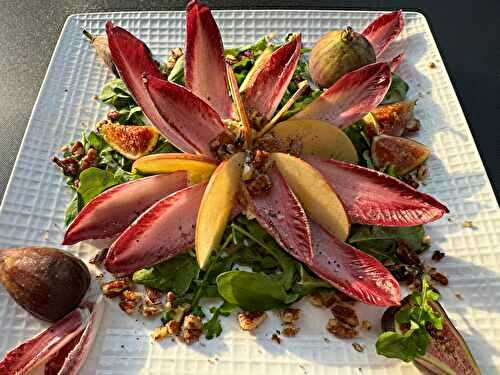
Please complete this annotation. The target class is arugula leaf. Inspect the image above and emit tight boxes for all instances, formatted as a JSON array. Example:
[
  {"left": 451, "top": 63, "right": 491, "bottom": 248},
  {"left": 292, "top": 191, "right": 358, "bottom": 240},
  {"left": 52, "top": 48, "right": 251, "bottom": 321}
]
[
  {"left": 382, "top": 74, "right": 409, "bottom": 104},
  {"left": 99, "top": 78, "right": 145, "bottom": 124},
  {"left": 150, "top": 138, "right": 179, "bottom": 154},
  {"left": 344, "top": 122, "right": 371, "bottom": 166},
  {"left": 77, "top": 167, "right": 120, "bottom": 204},
  {"left": 203, "top": 302, "right": 237, "bottom": 340},
  {"left": 224, "top": 35, "right": 269, "bottom": 57},
  {"left": 64, "top": 193, "right": 83, "bottom": 226},
  {"left": 216, "top": 270, "right": 292, "bottom": 311},
  {"left": 132, "top": 253, "right": 200, "bottom": 294},
  {"left": 376, "top": 277, "right": 442, "bottom": 362}
]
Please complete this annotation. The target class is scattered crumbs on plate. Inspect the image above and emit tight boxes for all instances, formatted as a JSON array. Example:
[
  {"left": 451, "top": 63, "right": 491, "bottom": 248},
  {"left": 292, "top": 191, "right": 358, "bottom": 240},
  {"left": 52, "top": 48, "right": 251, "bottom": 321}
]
[
  {"left": 199, "top": 342, "right": 206, "bottom": 347},
  {"left": 352, "top": 343, "right": 365, "bottom": 352},
  {"left": 358, "top": 368, "right": 363, "bottom": 373},
  {"left": 271, "top": 333, "right": 281, "bottom": 344},
  {"left": 463, "top": 220, "right": 475, "bottom": 228},
  {"left": 120, "top": 344, "right": 125, "bottom": 349},
  {"left": 42, "top": 231, "right": 49, "bottom": 240},
  {"left": 428, "top": 61, "right": 436, "bottom": 69},
  {"left": 447, "top": 217, "right": 453, "bottom": 222},
  {"left": 214, "top": 357, "right": 219, "bottom": 362},
  {"left": 93, "top": 95, "right": 99, "bottom": 100},
  {"left": 455, "top": 293, "right": 464, "bottom": 300},
  {"left": 361, "top": 320, "right": 372, "bottom": 331},
  {"left": 323, "top": 337, "right": 330, "bottom": 343},
  {"left": 208, "top": 359, "right": 215, "bottom": 365},
  {"left": 95, "top": 273, "right": 104, "bottom": 279},
  {"left": 298, "top": 363, "right": 307, "bottom": 374},
  {"left": 257, "top": 349, "right": 263, "bottom": 354}
]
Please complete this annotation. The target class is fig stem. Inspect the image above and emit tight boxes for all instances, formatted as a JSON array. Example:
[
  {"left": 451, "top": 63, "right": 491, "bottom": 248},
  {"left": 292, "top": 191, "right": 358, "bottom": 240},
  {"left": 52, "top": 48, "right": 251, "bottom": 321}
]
[
  {"left": 255, "top": 80, "right": 309, "bottom": 138},
  {"left": 82, "top": 29, "right": 96, "bottom": 43},
  {"left": 341, "top": 26, "right": 354, "bottom": 42}
]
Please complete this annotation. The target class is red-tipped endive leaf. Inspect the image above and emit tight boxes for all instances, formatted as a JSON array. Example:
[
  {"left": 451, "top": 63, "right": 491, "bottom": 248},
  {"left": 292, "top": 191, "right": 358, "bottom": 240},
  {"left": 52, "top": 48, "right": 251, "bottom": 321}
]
[
  {"left": 44, "top": 333, "right": 83, "bottom": 375},
  {"left": 387, "top": 53, "right": 404, "bottom": 72},
  {"left": 243, "top": 35, "right": 302, "bottom": 121},
  {"left": 246, "top": 166, "right": 314, "bottom": 262},
  {"left": 185, "top": 0, "right": 232, "bottom": 119},
  {"left": 55, "top": 297, "right": 105, "bottom": 375},
  {"left": 304, "top": 156, "right": 449, "bottom": 226},
  {"left": 106, "top": 22, "right": 196, "bottom": 153},
  {"left": 294, "top": 62, "right": 392, "bottom": 128},
  {"left": 362, "top": 10, "right": 404, "bottom": 57},
  {"left": 145, "top": 75, "right": 227, "bottom": 157},
  {"left": 63, "top": 172, "right": 188, "bottom": 245},
  {"left": 105, "top": 182, "right": 207, "bottom": 275},
  {"left": 307, "top": 221, "right": 400, "bottom": 306},
  {"left": 0, "top": 307, "right": 89, "bottom": 375}
]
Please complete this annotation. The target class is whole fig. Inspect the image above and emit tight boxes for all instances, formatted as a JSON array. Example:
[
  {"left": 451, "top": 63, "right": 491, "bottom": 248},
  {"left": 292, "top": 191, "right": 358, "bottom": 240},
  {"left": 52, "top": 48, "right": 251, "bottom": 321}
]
[
  {"left": 309, "top": 26, "right": 376, "bottom": 88},
  {"left": 0, "top": 247, "right": 90, "bottom": 322}
]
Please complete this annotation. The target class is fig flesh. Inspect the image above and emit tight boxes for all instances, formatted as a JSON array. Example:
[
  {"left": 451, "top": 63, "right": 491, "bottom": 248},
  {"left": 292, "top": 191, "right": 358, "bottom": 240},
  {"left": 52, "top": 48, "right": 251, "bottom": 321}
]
[
  {"left": 0, "top": 247, "right": 90, "bottom": 322},
  {"left": 382, "top": 297, "right": 480, "bottom": 374},
  {"left": 371, "top": 100, "right": 417, "bottom": 137},
  {"left": 309, "top": 26, "right": 376, "bottom": 88},
  {"left": 372, "top": 134, "right": 430, "bottom": 175}
]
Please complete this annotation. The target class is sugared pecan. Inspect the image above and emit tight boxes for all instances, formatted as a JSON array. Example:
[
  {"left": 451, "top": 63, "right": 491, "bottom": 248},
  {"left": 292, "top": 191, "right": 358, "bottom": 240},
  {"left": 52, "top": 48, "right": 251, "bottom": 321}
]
[
  {"left": 52, "top": 156, "right": 79, "bottom": 177},
  {"left": 309, "top": 290, "right": 338, "bottom": 308},
  {"left": 331, "top": 304, "right": 359, "bottom": 327},
  {"left": 281, "top": 323, "right": 299, "bottom": 337},
  {"left": 326, "top": 318, "right": 358, "bottom": 339},
  {"left": 430, "top": 271, "right": 449, "bottom": 286},
  {"left": 145, "top": 287, "right": 162, "bottom": 306},
  {"left": 142, "top": 304, "right": 163, "bottom": 317},
  {"left": 246, "top": 173, "right": 272, "bottom": 195},
  {"left": 238, "top": 311, "right": 267, "bottom": 331},
  {"left": 101, "top": 278, "right": 130, "bottom": 298},
  {"left": 181, "top": 314, "right": 203, "bottom": 344},
  {"left": 432, "top": 250, "right": 445, "bottom": 262},
  {"left": 119, "top": 290, "right": 141, "bottom": 314},
  {"left": 396, "top": 241, "right": 421, "bottom": 266},
  {"left": 71, "top": 141, "right": 84, "bottom": 158},
  {"left": 280, "top": 308, "right": 301, "bottom": 324}
]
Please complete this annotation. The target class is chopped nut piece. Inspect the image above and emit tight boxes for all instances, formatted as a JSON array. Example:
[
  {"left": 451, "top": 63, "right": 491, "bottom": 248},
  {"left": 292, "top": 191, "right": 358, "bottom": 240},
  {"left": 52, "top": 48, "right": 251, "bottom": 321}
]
[
  {"left": 430, "top": 271, "right": 449, "bottom": 286},
  {"left": 271, "top": 333, "right": 281, "bottom": 344},
  {"left": 416, "top": 164, "right": 428, "bottom": 181},
  {"left": 396, "top": 241, "right": 421, "bottom": 265},
  {"left": 181, "top": 314, "right": 203, "bottom": 344},
  {"left": 431, "top": 250, "right": 445, "bottom": 262},
  {"left": 462, "top": 220, "right": 474, "bottom": 228},
  {"left": 331, "top": 304, "right": 359, "bottom": 327},
  {"left": 309, "top": 290, "right": 338, "bottom": 308},
  {"left": 145, "top": 287, "right": 162, "bottom": 306},
  {"left": 428, "top": 62, "right": 436, "bottom": 69},
  {"left": 352, "top": 343, "right": 365, "bottom": 352},
  {"left": 142, "top": 304, "right": 163, "bottom": 317},
  {"left": 119, "top": 290, "right": 141, "bottom": 314},
  {"left": 89, "top": 248, "right": 108, "bottom": 266},
  {"left": 455, "top": 293, "right": 464, "bottom": 300},
  {"left": 166, "top": 320, "right": 181, "bottom": 335},
  {"left": 151, "top": 326, "right": 170, "bottom": 342},
  {"left": 280, "top": 308, "right": 301, "bottom": 323},
  {"left": 238, "top": 311, "right": 267, "bottom": 331},
  {"left": 119, "top": 300, "right": 137, "bottom": 314},
  {"left": 282, "top": 323, "right": 299, "bottom": 337},
  {"left": 361, "top": 320, "right": 372, "bottom": 331},
  {"left": 326, "top": 319, "right": 358, "bottom": 339},
  {"left": 101, "top": 278, "right": 130, "bottom": 298}
]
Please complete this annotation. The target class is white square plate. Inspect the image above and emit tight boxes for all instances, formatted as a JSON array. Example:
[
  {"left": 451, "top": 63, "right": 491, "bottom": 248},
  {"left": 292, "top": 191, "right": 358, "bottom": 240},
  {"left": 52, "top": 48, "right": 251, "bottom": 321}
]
[{"left": 1, "top": 9, "right": 499, "bottom": 375}]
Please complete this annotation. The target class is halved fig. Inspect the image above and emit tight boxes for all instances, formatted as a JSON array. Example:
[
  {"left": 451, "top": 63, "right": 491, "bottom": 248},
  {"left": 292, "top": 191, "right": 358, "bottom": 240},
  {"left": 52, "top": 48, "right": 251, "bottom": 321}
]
[
  {"left": 270, "top": 153, "right": 350, "bottom": 241},
  {"left": 372, "top": 134, "right": 430, "bottom": 175},
  {"left": 243, "top": 35, "right": 302, "bottom": 122},
  {"left": 63, "top": 172, "right": 187, "bottom": 245},
  {"left": 105, "top": 182, "right": 206, "bottom": 275},
  {"left": 0, "top": 247, "right": 90, "bottom": 322},
  {"left": 185, "top": 0, "right": 232, "bottom": 119},
  {"left": 196, "top": 153, "right": 244, "bottom": 269},
  {"left": 132, "top": 153, "right": 217, "bottom": 184},
  {"left": 145, "top": 75, "right": 227, "bottom": 157},
  {"left": 382, "top": 297, "right": 480, "bottom": 374},
  {"left": 307, "top": 221, "right": 400, "bottom": 306},
  {"left": 361, "top": 10, "right": 404, "bottom": 57},
  {"left": 371, "top": 100, "right": 417, "bottom": 137},
  {"left": 270, "top": 119, "right": 358, "bottom": 163},
  {"left": 105, "top": 22, "right": 196, "bottom": 153},
  {"left": 97, "top": 122, "right": 158, "bottom": 160},
  {"left": 246, "top": 165, "right": 314, "bottom": 262},
  {"left": 304, "top": 156, "right": 448, "bottom": 226},
  {"left": 293, "top": 62, "right": 392, "bottom": 128}
]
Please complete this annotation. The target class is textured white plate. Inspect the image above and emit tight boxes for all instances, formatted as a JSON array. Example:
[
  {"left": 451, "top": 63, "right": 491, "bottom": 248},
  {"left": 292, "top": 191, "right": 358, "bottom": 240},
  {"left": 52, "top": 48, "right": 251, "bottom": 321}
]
[{"left": 0, "top": 9, "right": 499, "bottom": 375}]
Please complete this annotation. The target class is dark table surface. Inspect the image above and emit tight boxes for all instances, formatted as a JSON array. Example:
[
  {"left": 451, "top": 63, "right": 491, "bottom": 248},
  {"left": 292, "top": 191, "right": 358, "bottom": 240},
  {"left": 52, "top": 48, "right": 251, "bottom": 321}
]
[{"left": 0, "top": 0, "right": 499, "bottom": 203}]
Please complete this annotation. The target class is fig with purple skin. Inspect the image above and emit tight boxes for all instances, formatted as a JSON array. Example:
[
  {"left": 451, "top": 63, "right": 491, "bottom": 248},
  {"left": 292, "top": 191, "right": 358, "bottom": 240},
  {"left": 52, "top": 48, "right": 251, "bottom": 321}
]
[
  {"left": 372, "top": 134, "right": 431, "bottom": 175},
  {"left": 0, "top": 247, "right": 90, "bottom": 322},
  {"left": 309, "top": 26, "right": 376, "bottom": 88}
]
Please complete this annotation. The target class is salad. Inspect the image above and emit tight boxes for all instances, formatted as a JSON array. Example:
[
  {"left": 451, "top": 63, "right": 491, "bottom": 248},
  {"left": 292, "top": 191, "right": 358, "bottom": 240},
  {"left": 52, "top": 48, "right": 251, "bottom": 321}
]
[{"left": 0, "top": 2, "right": 480, "bottom": 374}]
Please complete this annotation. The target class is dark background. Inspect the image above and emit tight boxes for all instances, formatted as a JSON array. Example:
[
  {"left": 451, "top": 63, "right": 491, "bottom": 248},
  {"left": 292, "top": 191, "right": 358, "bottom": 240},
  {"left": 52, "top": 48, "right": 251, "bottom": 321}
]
[{"left": 0, "top": 0, "right": 499, "bottom": 202}]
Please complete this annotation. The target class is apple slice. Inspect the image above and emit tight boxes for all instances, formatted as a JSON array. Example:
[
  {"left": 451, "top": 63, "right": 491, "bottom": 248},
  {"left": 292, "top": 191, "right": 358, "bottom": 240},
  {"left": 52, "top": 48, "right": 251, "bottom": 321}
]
[
  {"left": 270, "top": 119, "right": 358, "bottom": 163},
  {"left": 132, "top": 153, "right": 217, "bottom": 184},
  {"left": 270, "top": 153, "right": 350, "bottom": 241},
  {"left": 195, "top": 152, "right": 244, "bottom": 269},
  {"left": 63, "top": 172, "right": 188, "bottom": 245}
]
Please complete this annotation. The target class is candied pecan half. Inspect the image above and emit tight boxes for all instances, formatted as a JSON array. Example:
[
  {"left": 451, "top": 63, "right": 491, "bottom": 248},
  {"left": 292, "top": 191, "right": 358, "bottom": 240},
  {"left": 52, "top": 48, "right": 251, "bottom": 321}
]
[
  {"left": 326, "top": 319, "right": 358, "bottom": 339},
  {"left": 101, "top": 278, "right": 130, "bottom": 298},
  {"left": 238, "top": 311, "right": 267, "bottom": 331},
  {"left": 331, "top": 304, "right": 359, "bottom": 327}
]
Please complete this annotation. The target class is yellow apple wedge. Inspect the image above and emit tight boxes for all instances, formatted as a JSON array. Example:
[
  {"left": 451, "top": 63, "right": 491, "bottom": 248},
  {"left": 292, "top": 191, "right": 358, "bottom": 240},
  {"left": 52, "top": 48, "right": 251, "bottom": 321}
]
[
  {"left": 270, "top": 152, "right": 350, "bottom": 241},
  {"left": 195, "top": 152, "right": 244, "bottom": 269},
  {"left": 132, "top": 153, "right": 218, "bottom": 184},
  {"left": 270, "top": 119, "right": 358, "bottom": 163}
]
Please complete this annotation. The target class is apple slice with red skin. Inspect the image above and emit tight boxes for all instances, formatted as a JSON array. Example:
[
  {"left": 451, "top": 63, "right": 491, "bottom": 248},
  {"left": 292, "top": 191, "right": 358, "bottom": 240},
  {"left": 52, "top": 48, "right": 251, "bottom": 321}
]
[
  {"left": 304, "top": 156, "right": 448, "bottom": 226},
  {"left": 306, "top": 221, "right": 400, "bottom": 306},
  {"left": 105, "top": 22, "right": 196, "bottom": 153},
  {"left": 372, "top": 134, "right": 431, "bottom": 175},
  {"left": 246, "top": 165, "right": 313, "bottom": 262},
  {"left": 105, "top": 182, "right": 207, "bottom": 275},
  {"left": 243, "top": 35, "right": 302, "bottom": 122},
  {"left": 63, "top": 172, "right": 187, "bottom": 245},
  {"left": 185, "top": 0, "right": 232, "bottom": 119},
  {"left": 270, "top": 153, "right": 350, "bottom": 241},
  {"left": 361, "top": 10, "right": 404, "bottom": 57},
  {"left": 270, "top": 119, "right": 358, "bottom": 163},
  {"left": 196, "top": 153, "right": 244, "bottom": 269},
  {"left": 132, "top": 153, "right": 217, "bottom": 184},
  {"left": 293, "top": 62, "right": 392, "bottom": 128},
  {"left": 145, "top": 75, "right": 228, "bottom": 157}
]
